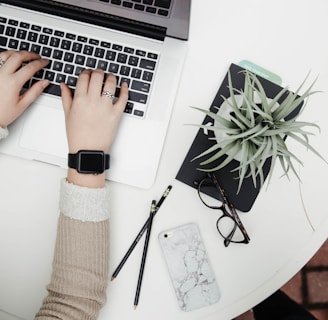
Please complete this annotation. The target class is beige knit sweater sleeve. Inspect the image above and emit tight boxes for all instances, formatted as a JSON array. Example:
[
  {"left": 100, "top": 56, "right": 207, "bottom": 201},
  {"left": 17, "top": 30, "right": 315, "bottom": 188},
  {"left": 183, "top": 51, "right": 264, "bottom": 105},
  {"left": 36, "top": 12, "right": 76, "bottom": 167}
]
[{"left": 35, "top": 179, "right": 111, "bottom": 320}]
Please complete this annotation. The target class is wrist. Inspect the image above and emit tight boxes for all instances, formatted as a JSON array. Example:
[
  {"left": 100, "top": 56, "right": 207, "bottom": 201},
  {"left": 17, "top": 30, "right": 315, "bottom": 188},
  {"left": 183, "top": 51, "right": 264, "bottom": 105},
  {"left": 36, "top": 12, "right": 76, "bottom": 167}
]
[{"left": 67, "top": 168, "right": 106, "bottom": 188}]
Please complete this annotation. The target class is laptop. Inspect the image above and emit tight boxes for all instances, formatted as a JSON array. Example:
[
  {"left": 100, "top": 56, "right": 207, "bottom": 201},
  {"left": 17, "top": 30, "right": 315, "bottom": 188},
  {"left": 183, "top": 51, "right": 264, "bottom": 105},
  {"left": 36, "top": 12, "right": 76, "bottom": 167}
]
[{"left": 0, "top": 0, "right": 191, "bottom": 188}]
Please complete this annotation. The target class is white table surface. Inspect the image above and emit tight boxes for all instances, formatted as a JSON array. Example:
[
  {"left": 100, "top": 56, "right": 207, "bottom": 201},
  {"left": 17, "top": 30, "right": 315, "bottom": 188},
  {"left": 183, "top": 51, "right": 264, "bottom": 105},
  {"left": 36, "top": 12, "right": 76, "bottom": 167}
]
[{"left": 1, "top": 1, "right": 328, "bottom": 319}]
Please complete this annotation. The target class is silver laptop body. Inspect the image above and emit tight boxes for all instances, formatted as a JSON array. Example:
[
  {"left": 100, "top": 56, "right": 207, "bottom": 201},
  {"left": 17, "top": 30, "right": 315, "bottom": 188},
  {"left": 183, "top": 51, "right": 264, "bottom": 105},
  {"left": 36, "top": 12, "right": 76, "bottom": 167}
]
[{"left": 0, "top": 0, "right": 191, "bottom": 188}]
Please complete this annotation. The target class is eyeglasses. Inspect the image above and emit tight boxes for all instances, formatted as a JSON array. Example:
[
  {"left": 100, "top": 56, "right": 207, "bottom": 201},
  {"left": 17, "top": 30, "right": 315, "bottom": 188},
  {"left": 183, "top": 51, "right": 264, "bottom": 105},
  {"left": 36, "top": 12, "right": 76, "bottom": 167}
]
[{"left": 194, "top": 173, "right": 250, "bottom": 247}]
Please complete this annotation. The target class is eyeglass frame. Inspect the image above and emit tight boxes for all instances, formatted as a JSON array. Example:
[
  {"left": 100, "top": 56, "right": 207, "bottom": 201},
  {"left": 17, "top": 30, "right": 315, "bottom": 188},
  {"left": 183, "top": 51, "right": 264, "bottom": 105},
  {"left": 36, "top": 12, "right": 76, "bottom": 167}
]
[{"left": 195, "top": 172, "right": 250, "bottom": 247}]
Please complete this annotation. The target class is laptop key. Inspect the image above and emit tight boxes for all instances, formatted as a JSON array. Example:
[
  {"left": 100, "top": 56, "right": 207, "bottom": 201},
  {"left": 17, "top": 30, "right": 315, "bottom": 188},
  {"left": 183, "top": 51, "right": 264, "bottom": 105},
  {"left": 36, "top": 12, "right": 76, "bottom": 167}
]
[
  {"left": 95, "top": 48, "right": 105, "bottom": 58},
  {"left": 67, "top": 76, "right": 78, "bottom": 87},
  {"left": 8, "top": 39, "right": 19, "bottom": 49},
  {"left": 39, "top": 34, "right": 49, "bottom": 45},
  {"left": 106, "top": 50, "right": 116, "bottom": 61},
  {"left": 97, "top": 60, "right": 108, "bottom": 70},
  {"left": 133, "top": 109, "right": 144, "bottom": 117},
  {"left": 64, "top": 64, "right": 74, "bottom": 74},
  {"left": 123, "top": 1, "right": 133, "bottom": 8},
  {"left": 43, "top": 83, "right": 61, "bottom": 96},
  {"left": 128, "top": 56, "right": 139, "bottom": 66},
  {"left": 19, "top": 41, "right": 30, "bottom": 51},
  {"left": 154, "top": 0, "right": 171, "bottom": 9},
  {"left": 146, "top": 7, "right": 156, "bottom": 14},
  {"left": 119, "top": 65, "right": 130, "bottom": 76},
  {"left": 32, "top": 25, "right": 41, "bottom": 32},
  {"left": 31, "top": 44, "right": 41, "bottom": 54},
  {"left": 56, "top": 74, "right": 66, "bottom": 83},
  {"left": 108, "top": 63, "right": 119, "bottom": 73},
  {"left": 83, "top": 45, "right": 94, "bottom": 55},
  {"left": 53, "top": 61, "right": 63, "bottom": 71},
  {"left": 124, "top": 102, "right": 134, "bottom": 114},
  {"left": 132, "top": 80, "right": 150, "bottom": 93},
  {"left": 61, "top": 40, "right": 72, "bottom": 50},
  {"left": 45, "top": 71, "right": 55, "bottom": 82},
  {"left": 75, "top": 66, "right": 85, "bottom": 76},
  {"left": 117, "top": 53, "right": 127, "bottom": 63},
  {"left": 41, "top": 47, "right": 52, "bottom": 57},
  {"left": 28, "top": 32, "right": 38, "bottom": 42},
  {"left": 53, "top": 49, "right": 63, "bottom": 60},
  {"left": 17, "top": 29, "right": 27, "bottom": 39},
  {"left": 129, "top": 91, "right": 148, "bottom": 104},
  {"left": 158, "top": 9, "right": 169, "bottom": 16},
  {"left": 43, "top": 27, "right": 53, "bottom": 34},
  {"left": 75, "top": 55, "right": 85, "bottom": 65},
  {"left": 72, "top": 42, "right": 83, "bottom": 53},
  {"left": 142, "top": 70, "right": 153, "bottom": 82},
  {"left": 6, "top": 26, "right": 16, "bottom": 37},
  {"left": 131, "top": 68, "right": 142, "bottom": 79},
  {"left": 64, "top": 52, "right": 74, "bottom": 62},
  {"left": 86, "top": 57, "right": 96, "bottom": 68},
  {"left": 0, "top": 36, "right": 8, "bottom": 47},
  {"left": 134, "top": 4, "right": 145, "bottom": 11},
  {"left": 8, "top": 19, "right": 19, "bottom": 26},
  {"left": 140, "top": 58, "right": 156, "bottom": 70},
  {"left": 54, "top": 30, "right": 64, "bottom": 37},
  {"left": 50, "top": 37, "right": 60, "bottom": 47}
]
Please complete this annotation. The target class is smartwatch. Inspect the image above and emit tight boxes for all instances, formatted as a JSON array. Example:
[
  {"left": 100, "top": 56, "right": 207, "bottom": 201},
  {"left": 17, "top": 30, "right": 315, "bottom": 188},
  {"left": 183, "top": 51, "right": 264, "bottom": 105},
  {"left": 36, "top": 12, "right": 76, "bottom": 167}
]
[{"left": 68, "top": 150, "right": 110, "bottom": 174}]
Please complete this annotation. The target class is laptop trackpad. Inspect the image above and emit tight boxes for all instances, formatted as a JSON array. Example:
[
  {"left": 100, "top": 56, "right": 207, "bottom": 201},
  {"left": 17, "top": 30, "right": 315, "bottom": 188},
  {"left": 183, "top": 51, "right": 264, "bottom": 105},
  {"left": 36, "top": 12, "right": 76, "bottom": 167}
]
[{"left": 20, "top": 104, "right": 68, "bottom": 158}]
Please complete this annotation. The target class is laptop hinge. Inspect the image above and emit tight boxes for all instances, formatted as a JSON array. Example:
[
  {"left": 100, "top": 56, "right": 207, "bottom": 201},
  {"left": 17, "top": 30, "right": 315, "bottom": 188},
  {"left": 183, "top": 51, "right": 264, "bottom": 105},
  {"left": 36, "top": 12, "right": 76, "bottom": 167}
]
[{"left": 1, "top": 0, "right": 167, "bottom": 41}]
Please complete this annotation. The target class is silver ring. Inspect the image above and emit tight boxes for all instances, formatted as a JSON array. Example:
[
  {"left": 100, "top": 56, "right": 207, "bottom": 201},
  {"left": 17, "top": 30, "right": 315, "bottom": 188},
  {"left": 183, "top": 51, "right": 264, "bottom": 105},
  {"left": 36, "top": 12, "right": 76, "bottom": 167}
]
[
  {"left": 0, "top": 56, "right": 5, "bottom": 69},
  {"left": 102, "top": 90, "right": 115, "bottom": 99}
]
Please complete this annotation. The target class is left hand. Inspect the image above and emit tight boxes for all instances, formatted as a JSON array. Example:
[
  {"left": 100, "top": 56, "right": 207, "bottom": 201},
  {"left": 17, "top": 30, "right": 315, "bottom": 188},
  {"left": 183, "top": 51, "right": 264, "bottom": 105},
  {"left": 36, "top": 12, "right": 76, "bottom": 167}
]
[{"left": 0, "top": 50, "right": 49, "bottom": 128}]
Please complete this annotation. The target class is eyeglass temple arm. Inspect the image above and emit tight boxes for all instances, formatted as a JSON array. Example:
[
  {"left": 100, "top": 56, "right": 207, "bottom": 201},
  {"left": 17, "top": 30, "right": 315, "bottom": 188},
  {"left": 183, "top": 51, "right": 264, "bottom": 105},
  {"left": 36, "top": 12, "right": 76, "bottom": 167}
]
[{"left": 210, "top": 173, "right": 250, "bottom": 242}]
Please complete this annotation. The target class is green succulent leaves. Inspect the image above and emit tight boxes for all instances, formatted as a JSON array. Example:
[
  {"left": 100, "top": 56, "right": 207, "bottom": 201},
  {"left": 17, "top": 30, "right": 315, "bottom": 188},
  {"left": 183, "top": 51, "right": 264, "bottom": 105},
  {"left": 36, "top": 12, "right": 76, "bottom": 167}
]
[{"left": 192, "top": 70, "right": 326, "bottom": 193}]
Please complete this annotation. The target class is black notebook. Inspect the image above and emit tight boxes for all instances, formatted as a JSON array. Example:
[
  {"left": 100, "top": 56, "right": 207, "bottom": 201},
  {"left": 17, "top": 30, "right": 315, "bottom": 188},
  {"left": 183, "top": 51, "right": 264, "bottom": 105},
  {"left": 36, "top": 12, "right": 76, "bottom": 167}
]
[{"left": 176, "top": 63, "right": 301, "bottom": 212}]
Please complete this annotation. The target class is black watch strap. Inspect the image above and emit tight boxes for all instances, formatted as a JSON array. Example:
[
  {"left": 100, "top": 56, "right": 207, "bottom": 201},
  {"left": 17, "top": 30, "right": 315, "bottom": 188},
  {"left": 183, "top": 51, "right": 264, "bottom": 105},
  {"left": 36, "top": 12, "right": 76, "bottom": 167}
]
[{"left": 68, "top": 150, "right": 110, "bottom": 174}]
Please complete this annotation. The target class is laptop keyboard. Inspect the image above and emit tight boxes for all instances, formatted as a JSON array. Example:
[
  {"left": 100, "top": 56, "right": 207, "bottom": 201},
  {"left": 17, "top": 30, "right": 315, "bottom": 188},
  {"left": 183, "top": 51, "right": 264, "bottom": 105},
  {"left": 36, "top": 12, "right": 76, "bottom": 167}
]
[
  {"left": 97, "top": 0, "right": 172, "bottom": 17},
  {"left": 0, "top": 16, "right": 159, "bottom": 118}
]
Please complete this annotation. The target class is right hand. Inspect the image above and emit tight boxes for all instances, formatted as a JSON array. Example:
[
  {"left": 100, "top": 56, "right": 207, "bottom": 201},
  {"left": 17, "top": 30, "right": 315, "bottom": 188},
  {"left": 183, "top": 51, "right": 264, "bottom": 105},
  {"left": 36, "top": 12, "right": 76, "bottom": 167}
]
[
  {"left": 60, "top": 69, "right": 128, "bottom": 154},
  {"left": 60, "top": 69, "right": 129, "bottom": 187}
]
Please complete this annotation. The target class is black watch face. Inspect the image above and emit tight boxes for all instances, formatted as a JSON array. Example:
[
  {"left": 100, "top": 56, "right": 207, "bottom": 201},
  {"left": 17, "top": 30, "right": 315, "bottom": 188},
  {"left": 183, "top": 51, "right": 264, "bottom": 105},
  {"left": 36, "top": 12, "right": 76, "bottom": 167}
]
[{"left": 79, "top": 151, "right": 104, "bottom": 173}]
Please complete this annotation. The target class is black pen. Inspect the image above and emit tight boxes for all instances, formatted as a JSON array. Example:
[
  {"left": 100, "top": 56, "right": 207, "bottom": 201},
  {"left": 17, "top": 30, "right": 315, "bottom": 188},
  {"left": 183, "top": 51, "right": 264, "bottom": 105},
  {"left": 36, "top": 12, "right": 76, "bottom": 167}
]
[
  {"left": 133, "top": 200, "right": 156, "bottom": 309},
  {"left": 111, "top": 185, "right": 172, "bottom": 280}
]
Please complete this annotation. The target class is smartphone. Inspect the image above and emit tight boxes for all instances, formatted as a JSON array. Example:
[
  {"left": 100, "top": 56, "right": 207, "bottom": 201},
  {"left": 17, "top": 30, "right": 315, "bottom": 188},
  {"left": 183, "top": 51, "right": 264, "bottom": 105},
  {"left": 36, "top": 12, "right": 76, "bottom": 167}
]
[{"left": 158, "top": 223, "right": 220, "bottom": 311}]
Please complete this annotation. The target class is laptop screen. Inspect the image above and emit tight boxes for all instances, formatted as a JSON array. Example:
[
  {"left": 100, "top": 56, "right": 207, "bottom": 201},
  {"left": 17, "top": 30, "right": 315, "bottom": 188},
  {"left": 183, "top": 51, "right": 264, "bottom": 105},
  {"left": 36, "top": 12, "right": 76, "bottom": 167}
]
[{"left": 1, "top": 0, "right": 191, "bottom": 40}]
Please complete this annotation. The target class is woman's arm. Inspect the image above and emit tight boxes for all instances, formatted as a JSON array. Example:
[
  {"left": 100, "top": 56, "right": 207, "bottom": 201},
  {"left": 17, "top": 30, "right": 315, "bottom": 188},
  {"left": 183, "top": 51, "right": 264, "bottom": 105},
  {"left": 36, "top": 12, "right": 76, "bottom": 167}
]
[
  {"left": 1, "top": 50, "right": 128, "bottom": 319},
  {"left": 35, "top": 70, "right": 128, "bottom": 319}
]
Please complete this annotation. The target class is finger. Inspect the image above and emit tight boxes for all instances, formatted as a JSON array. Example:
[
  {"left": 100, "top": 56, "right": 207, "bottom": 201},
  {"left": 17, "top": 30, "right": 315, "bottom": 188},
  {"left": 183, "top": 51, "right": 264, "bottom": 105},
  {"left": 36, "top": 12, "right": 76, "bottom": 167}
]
[
  {"left": 74, "top": 69, "right": 92, "bottom": 96},
  {"left": 60, "top": 82, "right": 73, "bottom": 116},
  {"left": 88, "top": 69, "right": 105, "bottom": 97},
  {"left": 102, "top": 73, "right": 117, "bottom": 101},
  {"left": 0, "top": 50, "right": 26, "bottom": 64},
  {"left": 114, "top": 82, "right": 129, "bottom": 112},
  {"left": 2, "top": 51, "right": 44, "bottom": 73},
  {"left": 15, "top": 58, "right": 49, "bottom": 86},
  {"left": 17, "top": 79, "right": 50, "bottom": 111}
]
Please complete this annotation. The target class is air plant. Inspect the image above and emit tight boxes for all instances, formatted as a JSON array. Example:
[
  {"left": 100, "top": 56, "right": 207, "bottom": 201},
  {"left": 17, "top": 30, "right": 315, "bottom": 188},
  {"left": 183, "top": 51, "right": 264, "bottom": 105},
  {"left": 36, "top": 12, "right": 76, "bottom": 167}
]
[{"left": 192, "top": 70, "right": 327, "bottom": 192}]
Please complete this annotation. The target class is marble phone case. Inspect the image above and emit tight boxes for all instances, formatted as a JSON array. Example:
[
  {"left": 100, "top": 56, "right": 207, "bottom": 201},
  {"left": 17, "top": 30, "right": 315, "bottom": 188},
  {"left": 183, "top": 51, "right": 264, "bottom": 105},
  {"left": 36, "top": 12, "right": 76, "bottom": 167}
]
[{"left": 158, "top": 223, "right": 220, "bottom": 311}]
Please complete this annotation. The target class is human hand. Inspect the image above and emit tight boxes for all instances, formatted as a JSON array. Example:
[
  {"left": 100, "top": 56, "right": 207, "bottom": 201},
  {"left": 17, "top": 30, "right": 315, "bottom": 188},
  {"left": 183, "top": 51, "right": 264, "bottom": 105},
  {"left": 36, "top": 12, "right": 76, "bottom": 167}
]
[
  {"left": 0, "top": 50, "right": 49, "bottom": 128},
  {"left": 61, "top": 69, "right": 129, "bottom": 153},
  {"left": 61, "top": 69, "right": 128, "bottom": 188}
]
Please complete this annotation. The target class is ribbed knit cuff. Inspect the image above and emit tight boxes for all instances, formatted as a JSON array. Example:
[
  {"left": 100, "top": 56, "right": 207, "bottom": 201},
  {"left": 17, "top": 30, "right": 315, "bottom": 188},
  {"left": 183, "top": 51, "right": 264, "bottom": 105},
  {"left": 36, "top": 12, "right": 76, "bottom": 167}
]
[
  {"left": 59, "top": 178, "right": 110, "bottom": 222},
  {"left": 0, "top": 126, "right": 8, "bottom": 140}
]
